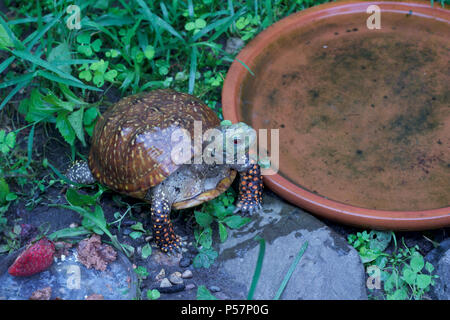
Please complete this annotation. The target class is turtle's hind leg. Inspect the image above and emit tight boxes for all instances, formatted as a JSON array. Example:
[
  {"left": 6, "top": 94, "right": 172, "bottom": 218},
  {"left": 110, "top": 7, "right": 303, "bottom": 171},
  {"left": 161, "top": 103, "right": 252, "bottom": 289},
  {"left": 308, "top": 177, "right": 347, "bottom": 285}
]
[
  {"left": 66, "top": 160, "right": 95, "bottom": 185},
  {"left": 150, "top": 187, "right": 182, "bottom": 254}
]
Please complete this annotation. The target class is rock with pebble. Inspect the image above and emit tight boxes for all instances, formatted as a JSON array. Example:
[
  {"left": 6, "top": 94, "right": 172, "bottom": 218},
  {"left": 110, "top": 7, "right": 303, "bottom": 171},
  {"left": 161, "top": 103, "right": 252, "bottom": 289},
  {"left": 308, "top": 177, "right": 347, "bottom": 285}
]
[{"left": 182, "top": 270, "right": 193, "bottom": 279}]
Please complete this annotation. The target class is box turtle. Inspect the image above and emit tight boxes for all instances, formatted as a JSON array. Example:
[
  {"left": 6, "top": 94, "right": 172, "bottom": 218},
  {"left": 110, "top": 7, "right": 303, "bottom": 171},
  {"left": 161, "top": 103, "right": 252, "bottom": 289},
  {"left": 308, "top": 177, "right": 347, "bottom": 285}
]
[{"left": 66, "top": 89, "right": 263, "bottom": 253}]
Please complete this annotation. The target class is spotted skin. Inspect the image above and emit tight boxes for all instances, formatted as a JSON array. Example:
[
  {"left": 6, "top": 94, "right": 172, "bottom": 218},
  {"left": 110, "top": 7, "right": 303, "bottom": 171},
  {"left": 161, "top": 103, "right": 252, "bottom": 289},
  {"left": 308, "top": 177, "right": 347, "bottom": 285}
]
[
  {"left": 66, "top": 160, "right": 95, "bottom": 185},
  {"left": 150, "top": 194, "right": 181, "bottom": 253},
  {"left": 235, "top": 160, "right": 263, "bottom": 215}
]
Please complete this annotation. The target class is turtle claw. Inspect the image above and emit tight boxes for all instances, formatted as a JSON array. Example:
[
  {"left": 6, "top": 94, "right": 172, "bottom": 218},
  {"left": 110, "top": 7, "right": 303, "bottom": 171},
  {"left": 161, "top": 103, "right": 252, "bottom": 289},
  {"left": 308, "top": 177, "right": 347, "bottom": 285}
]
[
  {"left": 159, "top": 235, "right": 183, "bottom": 255},
  {"left": 234, "top": 201, "right": 262, "bottom": 216}
]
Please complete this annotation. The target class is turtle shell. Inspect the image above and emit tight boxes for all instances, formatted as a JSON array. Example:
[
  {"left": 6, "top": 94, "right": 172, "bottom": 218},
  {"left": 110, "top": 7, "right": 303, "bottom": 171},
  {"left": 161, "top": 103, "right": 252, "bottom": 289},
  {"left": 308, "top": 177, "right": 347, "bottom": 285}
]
[{"left": 88, "top": 89, "right": 221, "bottom": 199}]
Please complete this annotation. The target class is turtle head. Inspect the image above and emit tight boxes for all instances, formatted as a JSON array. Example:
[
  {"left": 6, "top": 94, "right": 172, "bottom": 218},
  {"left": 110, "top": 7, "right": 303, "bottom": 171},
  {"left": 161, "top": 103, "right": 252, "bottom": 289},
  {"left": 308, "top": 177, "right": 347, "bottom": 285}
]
[{"left": 220, "top": 120, "right": 257, "bottom": 164}]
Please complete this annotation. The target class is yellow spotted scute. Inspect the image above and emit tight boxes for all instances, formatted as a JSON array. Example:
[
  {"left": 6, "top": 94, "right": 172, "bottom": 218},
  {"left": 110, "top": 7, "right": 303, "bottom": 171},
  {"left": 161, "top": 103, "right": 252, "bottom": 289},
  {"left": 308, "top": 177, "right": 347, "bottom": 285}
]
[{"left": 88, "top": 89, "right": 220, "bottom": 199}]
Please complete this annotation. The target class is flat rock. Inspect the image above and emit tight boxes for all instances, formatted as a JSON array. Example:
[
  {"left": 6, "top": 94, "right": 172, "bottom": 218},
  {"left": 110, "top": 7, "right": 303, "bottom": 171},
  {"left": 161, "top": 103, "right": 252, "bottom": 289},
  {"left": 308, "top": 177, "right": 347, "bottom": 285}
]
[
  {"left": 425, "top": 239, "right": 450, "bottom": 300},
  {"left": 225, "top": 37, "right": 245, "bottom": 55},
  {"left": 218, "top": 192, "right": 367, "bottom": 300}
]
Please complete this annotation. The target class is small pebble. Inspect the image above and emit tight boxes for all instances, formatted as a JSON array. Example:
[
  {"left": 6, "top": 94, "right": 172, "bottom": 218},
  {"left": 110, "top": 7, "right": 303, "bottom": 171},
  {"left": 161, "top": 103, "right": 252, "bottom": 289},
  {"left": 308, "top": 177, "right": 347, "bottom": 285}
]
[
  {"left": 169, "top": 272, "right": 184, "bottom": 285},
  {"left": 209, "top": 286, "right": 221, "bottom": 293},
  {"left": 225, "top": 37, "right": 245, "bottom": 55},
  {"left": 160, "top": 278, "right": 172, "bottom": 288},
  {"left": 155, "top": 268, "right": 165, "bottom": 281},
  {"left": 69, "top": 223, "right": 78, "bottom": 228},
  {"left": 185, "top": 284, "right": 196, "bottom": 291},
  {"left": 179, "top": 257, "right": 192, "bottom": 268},
  {"left": 181, "top": 270, "right": 193, "bottom": 279}
]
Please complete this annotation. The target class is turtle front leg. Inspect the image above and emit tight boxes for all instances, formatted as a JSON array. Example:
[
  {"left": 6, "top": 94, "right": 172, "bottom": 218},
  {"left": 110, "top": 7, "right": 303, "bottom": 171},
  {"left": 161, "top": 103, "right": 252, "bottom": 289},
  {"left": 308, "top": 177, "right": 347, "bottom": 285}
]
[
  {"left": 234, "top": 160, "right": 263, "bottom": 215},
  {"left": 150, "top": 189, "right": 182, "bottom": 254}
]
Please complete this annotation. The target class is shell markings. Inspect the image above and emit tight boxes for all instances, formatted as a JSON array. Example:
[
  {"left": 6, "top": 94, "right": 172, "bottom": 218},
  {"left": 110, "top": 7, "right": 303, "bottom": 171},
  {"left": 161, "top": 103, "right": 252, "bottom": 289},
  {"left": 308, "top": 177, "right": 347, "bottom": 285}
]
[{"left": 88, "top": 89, "right": 220, "bottom": 199}]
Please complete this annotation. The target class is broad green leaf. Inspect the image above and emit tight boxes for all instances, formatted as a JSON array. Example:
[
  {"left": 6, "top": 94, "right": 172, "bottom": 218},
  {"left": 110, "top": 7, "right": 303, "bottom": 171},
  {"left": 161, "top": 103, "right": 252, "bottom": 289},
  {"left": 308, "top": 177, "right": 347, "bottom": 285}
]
[
  {"left": 218, "top": 222, "right": 227, "bottom": 243},
  {"left": 144, "top": 45, "right": 155, "bottom": 60},
  {"left": 104, "top": 69, "right": 118, "bottom": 82},
  {"left": 425, "top": 261, "right": 434, "bottom": 273},
  {"left": 78, "top": 45, "right": 93, "bottom": 57},
  {"left": 387, "top": 288, "right": 408, "bottom": 300},
  {"left": 146, "top": 289, "right": 160, "bottom": 300},
  {"left": 5, "top": 132, "right": 16, "bottom": 149},
  {"left": 142, "top": 243, "right": 152, "bottom": 259},
  {"left": 410, "top": 253, "right": 425, "bottom": 273},
  {"left": 76, "top": 33, "right": 91, "bottom": 44},
  {"left": 194, "top": 210, "right": 213, "bottom": 228},
  {"left": 68, "top": 108, "right": 86, "bottom": 146},
  {"left": 91, "top": 39, "right": 102, "bottom": 52},
  {"left": 5, "top": 193, "right": 17, "bottom": 201},
  {"left": 93, "top": 71, "right": 104, "bottom": 87},
  {"left": 195, "top": 18, "right": 207, "bottom": 29},
  {"left": 402, "top": 267, "right": 417, "bottom": 285},
  {"left": 91, "top": 205, "right": 107, "bottom": 229},
  {"left": 130, "top": 222, "right": 146, "bottom": 232},
  {"left": 79, "top": 69, "right": 92, "bottom": 81},
  {"left": 193, "top": 247, "right": 218, "bottom": 269},
  {"left": 48, "top": 42, "right": 72, "bottom": 74},
  {"left": 222, "top": 215, "right": 250, "bottom": 229},
  {"left": 368, "top": 230, "right": 392, "bottom": 252},
  {"left": 134, "top": 266, "right": 149, "bottom": 278},
  {"left": 185, "top": 22, "right": 195, "bottom": 31},
  {"left": 66, "top": 188, "right": 98, "bottom": 207},
  {"left": 384, "top": 271, "right": 398, "bottom": 293},
  {"left": 56, "top": 113, "right": 76, "bottom": 145},
  {"left": 196, "top": 285, "right": 217, "bottom": 300},
  {"left": 129, "top": 231, "right": 143, "bottom": 239},
  {"left": 198, "top": 227, "right": 212, "bottom": 248},
  {"left": 416, "top": 274, "right": 432, "bottom": 289},
  {"left": 83, "top": 107, "right": 98, "bottom": 126}
]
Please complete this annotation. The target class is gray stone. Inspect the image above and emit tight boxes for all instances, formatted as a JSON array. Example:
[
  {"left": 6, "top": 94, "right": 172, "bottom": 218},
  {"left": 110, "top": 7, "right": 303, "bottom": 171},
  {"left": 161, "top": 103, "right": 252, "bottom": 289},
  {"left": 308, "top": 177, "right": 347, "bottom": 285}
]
[
  {"left": 225, "top": 37, "right": 245, "bottom": 55},
  {"left": 425, "top": 239, "right": 450, "bottom": 300},
  {"left": 155, "top": 268, "right": 165, "bottom": 281},
  {"left": 179, "top": 257, "right": 192, "bottom": 268},
  {"left": 182, "top": 270, "right": 193, "bottom": 279},
  {"left": 209, "top": 286, "right": 221, "bottom": 293},
  {"left": 185, "top": 283, "right": 196, "bottom": 291},
  {"left": 169, "top": 272, "right": 184, "bottom": 285},
  {"left": 218, "top": 192, "right": 367, "bottom": 300},
  {"left": 160, "top": 278, "right": 172, "bottom": 288}
]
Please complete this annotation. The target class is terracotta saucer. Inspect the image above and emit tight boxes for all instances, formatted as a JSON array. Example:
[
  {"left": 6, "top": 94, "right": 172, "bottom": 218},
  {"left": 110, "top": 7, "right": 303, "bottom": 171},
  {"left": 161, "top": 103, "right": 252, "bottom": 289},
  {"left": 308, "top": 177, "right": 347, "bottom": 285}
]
[{"left": 222, "top": 1, "right": 449, "bottom": 230}]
